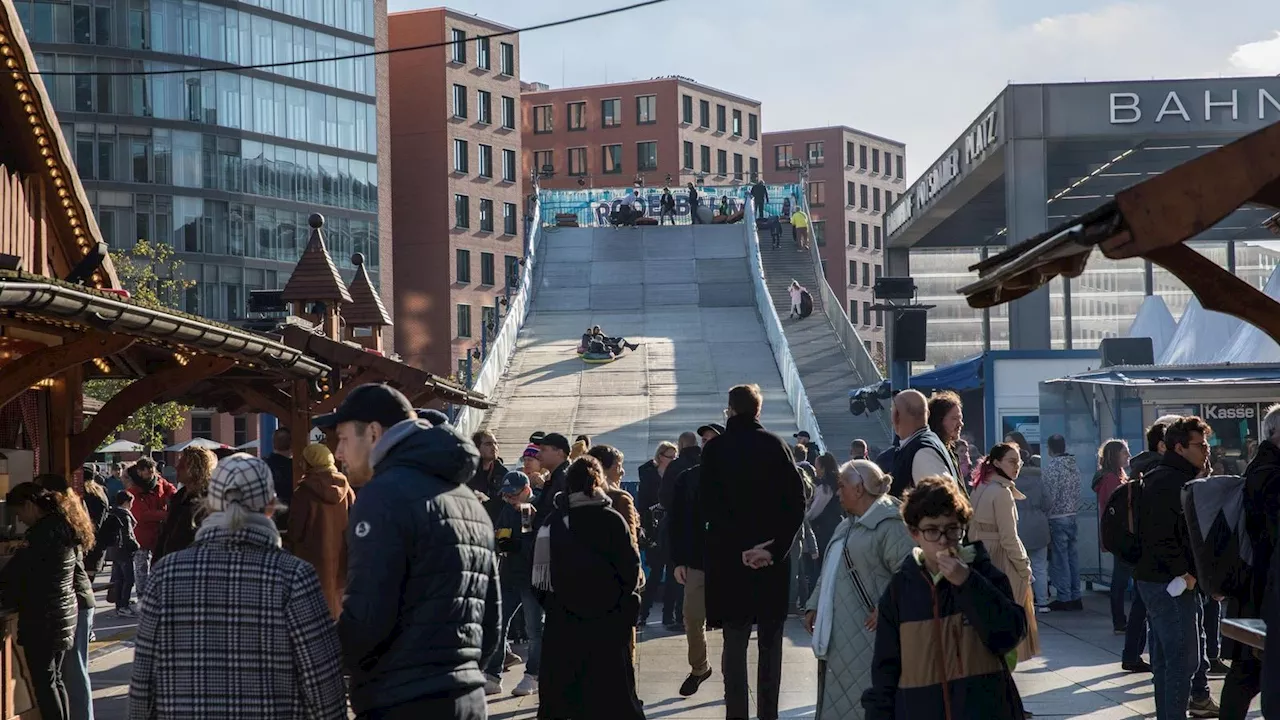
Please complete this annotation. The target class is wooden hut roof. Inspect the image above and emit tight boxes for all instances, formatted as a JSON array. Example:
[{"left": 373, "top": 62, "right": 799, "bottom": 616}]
[
  {"left": 280, "top": 214, "right": 353, "bottom": 304},
  {"left": 344, "top": 252, "right": 392, "bottom": 327}
]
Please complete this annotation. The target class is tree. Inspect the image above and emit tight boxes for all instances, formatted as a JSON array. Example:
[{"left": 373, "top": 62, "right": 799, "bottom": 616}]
[{"left": 84, "top": 240, "right": 196, "bottom": 452}]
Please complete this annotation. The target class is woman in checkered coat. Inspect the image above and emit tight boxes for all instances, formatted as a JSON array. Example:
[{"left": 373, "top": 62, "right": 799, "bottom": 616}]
[{"left": 128, "top": 453, "right": 346, "bottom": 720}]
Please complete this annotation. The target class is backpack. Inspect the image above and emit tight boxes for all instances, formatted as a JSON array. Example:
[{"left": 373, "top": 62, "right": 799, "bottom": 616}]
[
  {"left": 1100, "top": 479, "right": 1143, "bottom": 565},
  {"left": 1182, "top": 475, "right": 1253, "bottom": 601}
]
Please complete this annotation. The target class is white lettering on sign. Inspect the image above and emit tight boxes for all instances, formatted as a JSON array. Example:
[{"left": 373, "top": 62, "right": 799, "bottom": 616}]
[
  {"left": 1110, "top": 93, "right": 1141, "bottom": 124},
  {"left": 914, "top": 149, "right": 961, "bottom": 210},
  {"left": 1205, "top": 89, "right": 1239, "bottom": 121},
  {"left": 886, "top": 196, "right": 912, "bottom": 237},
  {"left": 1204, "top": 404, "right": 1255, "bottom": 420},
  {"left": 964, "top": 110, "right": 999, "bottom": 165},
  {"left": 1111, "top": 88, "right": 1280, "bottom": 124},
  {"left": 1155, "top": 92, "right": 1190, "bottom": 123}
]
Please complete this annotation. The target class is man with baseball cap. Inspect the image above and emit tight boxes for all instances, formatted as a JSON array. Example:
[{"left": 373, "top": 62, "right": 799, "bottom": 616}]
[
  {"left": 484, "top": 471, "right": 543, "bottom": 697},
  {"left": 794, "top": 430, "right": 821, "bottom": 464},
  {"left": 533, "top": 432, "right": 572, "bottom": 519},
  {"left": 314, "top": 383, "right": 500, "bottom": 719}
]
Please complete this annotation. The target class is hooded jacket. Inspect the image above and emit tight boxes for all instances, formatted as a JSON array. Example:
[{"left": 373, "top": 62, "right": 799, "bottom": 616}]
[
  {"left": 0, "top": 513, "right": 78, "bottom": 652},
  {"left": 1042, "top": 453, "right": 1081, "bottom": 519},
  {"left": 287, "top": 468, "right": 355, "bottom": 619},
  {"left": 338, "top": 419, "right": 501, "bottom": 715},
  {"left": 128, "top": 477, "right": 178, "bottom": 552},
  {"left": 154, "top": 486, "right": 207, "bottom": 562},
  {"left": 1129, "top": 450, "right": 1162, "bottom": 479}
]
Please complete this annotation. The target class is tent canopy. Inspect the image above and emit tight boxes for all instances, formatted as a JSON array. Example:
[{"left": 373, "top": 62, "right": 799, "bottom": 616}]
[
  {"left": 163, "top": 438, "right": 232, "bottom": 452},
  {"left": 1126, "top": 295, "right": 1177, "bottom": 361},
  {"left": 1215, "top": 264, "right": 1280, "bottom": 364},
  {"left": 910, "top": 354, "right": 984, "bottom": 391},
  {"left": 1158, "top": 298, "right": 1243, "bottom": 365},
  {"left": 97, "top": 440, "right": 145, "bottom": 454}
]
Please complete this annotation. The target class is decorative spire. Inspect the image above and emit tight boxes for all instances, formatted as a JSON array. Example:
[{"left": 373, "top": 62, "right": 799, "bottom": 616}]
[
  {"left": 344, "top": 252, "right": 392, "bottom": 327},
  {"left": 280, "top": 214, "right": 353, "bottom": 304}
]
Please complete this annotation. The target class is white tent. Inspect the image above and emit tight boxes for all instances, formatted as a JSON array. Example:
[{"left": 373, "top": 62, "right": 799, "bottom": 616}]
[
  {"left": 1125, "top": 295, "right": 1178, "bottom": 360},
  {"left": 235, "top": 439, "right": 260, "bottom": 450},
  {"left": 163, "top": 437, "right": 232, "bottom": 452},
  {"left": 97, "top": 439, "right": 145, "bottom": 454},
  {"left": 1215, "top": 264, "right": 1280, "bottom": 364},
  {"left": 1158, "top": 297, "right": 1244, "bottom": 365}
]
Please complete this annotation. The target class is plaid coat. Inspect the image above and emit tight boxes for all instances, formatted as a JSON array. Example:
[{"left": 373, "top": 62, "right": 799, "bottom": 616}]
[{"left": 128, "top": 517, "right": 346, "bottom": 720}]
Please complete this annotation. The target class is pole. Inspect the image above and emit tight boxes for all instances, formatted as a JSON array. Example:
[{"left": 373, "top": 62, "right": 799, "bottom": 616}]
[
  {"left": 259, "top": 414, "right": 278, "bottom": 457},
  {"left": 465, "top": 352, "right": 474, "bottom": 388},
  {"left": 481, "top": 322, "right": 488, "bottom": 361}
]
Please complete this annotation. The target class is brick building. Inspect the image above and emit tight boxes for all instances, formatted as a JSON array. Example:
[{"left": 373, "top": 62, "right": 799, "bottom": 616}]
[
  {"left": 389, "top": 8, "right": 525, "bottom": 377},
  {"left": 763, "top": 127, "right": 906, "bottom": 358},
  {"left": 522, "top": 77, "right": 762, "bottom": 191}
]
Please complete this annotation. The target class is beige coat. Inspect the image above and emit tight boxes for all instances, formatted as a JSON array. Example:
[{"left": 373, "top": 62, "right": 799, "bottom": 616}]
[{"left": 968, "top": 474, "right": 1040, "bottom": 661}]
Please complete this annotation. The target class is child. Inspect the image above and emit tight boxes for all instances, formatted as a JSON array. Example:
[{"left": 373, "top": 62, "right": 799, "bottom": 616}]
[
  {"left": 484, "top": 472, "right": 542, "bottom": 698},
  {"left": 789, "top": 280, "right": 805, "bottom": 320},
  {"left": 99, "top": 490, "right": 140, "bottom": 616},
  {"left": 769, "top": 215, "right": 782, "bottom": 249},
  {"left": 862, "top": 475, "right": 1027, "bottom": 720}
]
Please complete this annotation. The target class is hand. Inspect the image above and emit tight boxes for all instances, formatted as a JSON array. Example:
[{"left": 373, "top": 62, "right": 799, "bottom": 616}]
[
  {"left": 675, "top": 566, "right": 688, "bottom": 585},
  {"left": 935, "top": 550, "right": 971, "bottom": 587},
  {"left": 1183, "top": 573, "right": 1197, "bottom": 592},
  {"left": 864, "top": 608, "right": 879, "bottom": 632},
  {"left": 742, "top": 540, "right": 774, "bottom": 569},
  {"left": 804, "top": 610, "right": 816, "bottom": 634},
  {"left": 810, "top": 550, "right": 819, "bottom": 560}
]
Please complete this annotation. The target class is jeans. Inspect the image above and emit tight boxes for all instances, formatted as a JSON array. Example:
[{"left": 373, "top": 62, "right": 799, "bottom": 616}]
[
  {"left": 660, "top": 208, "right": 675, "bottom": 225},
  {"left": 723, "top": 618, "right": 785, "bottom": 720},
  {"left": 61, "top": 605, "right": 94, "bottom": 720},
  {"left": 1193, "top": 593, "right": 1210, "bottom": 699},
  {"left": 1221, "top": 651, "right": 1262, "bottom": 720},
  {"left": 1028, "top": 546, "right": 1049, "bottom": 606},
  {"left": 1111, "top": 560, "right": 1148, "bottom": 663},
  {"left": 110, "top": 549, "right": 134, "bottom": 609},
  {"left": 133, "top": 549, "right": 153, "bottom": 601},
  {"left": 691, "top": 203, "right": 703, "bottom": 224},
  {"left": 1138, "top": 580, "right": 1201, "bottom": 720},
  {"left": 1048, "top": 517, "right": 1080, "bottom": 602},
  {"left": 357, "top": 687, "right": 485, "bottom": 720},
  {"left": 683, "top": 569, "right": 710, "bottom": 675},
  {"left": 484, "top": 583, "right": 543, "bottom": 678},
  {"left": 1202, "top": 593, "right": 1221, "bottom": 659},
  {"left": 25, "top": 644, "right": 69, "bottom": 720},
  {"left": 1111, "top": 558, "right": 1133, "bottom": 627},
  {"left": 754, "top": 199, "right": 766, "bottom": 219}
]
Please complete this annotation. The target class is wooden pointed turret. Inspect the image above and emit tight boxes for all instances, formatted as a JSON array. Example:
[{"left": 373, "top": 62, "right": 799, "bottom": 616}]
[
  {"left": 280, "top": 213, "right": 352, "bottom": 340},
  {"left": 344, "top": 252, "right": 392, "bottom": 353}
]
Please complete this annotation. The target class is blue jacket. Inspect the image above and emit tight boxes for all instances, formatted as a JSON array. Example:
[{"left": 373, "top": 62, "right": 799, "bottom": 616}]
[{"left": 339, "top": 419, "right": 501, "bottom": 714}]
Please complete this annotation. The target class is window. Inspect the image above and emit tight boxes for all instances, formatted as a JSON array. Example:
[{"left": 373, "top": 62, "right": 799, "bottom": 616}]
[
  {"left": 682, "top": 95, "right": 694, "bottom": 124},
  {"left": 848, "top": 261, "right": 857, "bottom": 284},
  {"left": 715, "top": 104, "right": 727, "bottom": 132},
  {"left": 861, "top": 223, "right": 870, "bottom": 247},
  {"left": 452, "top": 84, "right": 467, "bottom": 118},
  {"left": 774, "top": 144, "right": 793, "bottom": 169},
  {"left": 456, "top": 248, "right": 471, "bottom": 283},
  {"left": 716, "top": 149, "right": 727, "bottom": 176},
  {"left": 499, "top": 42, "right": 515, "bottom": 76},
  {"left": 876, "top": 311, "right": 883, "bottom": 329},
  {"left": 847, "top": 181, "right": 856, "bottom": 206},
  {"left": 131, "top": 139, "right": 150, "bottom": 182},
  {"left": 850, "top": 300, "right": 857, "bottom": 318},
  {"left": 733, "top": 153, "right": 743, "bottom": 180},
  {"left": 503, "top": 203, "right": 518, "bottom": 235},
  {"left": 450, "top": 29, "right": 466, "bottom": 63},
  {"left": 457, "top": 304, "right": 472, "bottom": 338},
  {"left": 533, "top": 105, "right": 552, "bottom": 133},
  {"left": 862, "top": 262, "right": 871, "bottom": 286},
  {"left": 481, "top": 252, "right": 495, "bottom": 284},
  {"left": 699, "top": 100, "right": 710, "bottom": 128},
  {"left": 477, "top": 90, "right": 492, "bottom": 124},
  {"left": 505, "top": 254, "right": 520, "bottom": 284},
  {"left": 807, "top": 181, "right": 825, "bottom": 206},
  {"left": 533, "top": 150, "right": 553, "bottom": 174},
  {"left": 848, "top": 221, "right": 857, "bottom": 246},
  {"left": 896, "top": 154, "right": 904, "bottom": 179},
  {"left": 637, "top": 95, "right": 657, "bottom": 124},
  {"left": 683, "top": 141, "right": 694, "bottom": 169},
  {"left": 192, "top": 416, "right": 213, "bottom": 440},
  {"left": 603, "top": 144, "right": 622, "bottom": 174},
  {"left": 637, "top": 142, "right": 658, "bottom": 171},
  {"left": 569, "top": 147, "right": 587, "bottom": 176},
  {"left": 749, "top": 156, "right": 759, "bottom": 180},
  {"left": 602, "top": 99, "right": 621, "bottom": 127},
  {"left": 883, "top": 153, "right": 892, "bottom": 178},
  {"left": 478, "top": 145, "right": 493, "bottom": 178},
  {"left": 863, "top": 303, "right": 871, "bottom": 326},
  {"left": 859, "top": 144, "right": 868, "bottom": 169},
  {"left": 502, "top": 149, "right": 516, "bottom": 182},
  {"left": 748, "top": 113, "right": 758, "bottom": 140},
  {"left": 453, "top": 139, "right": 469, "bottom": 173},
  {"left": 872, "top": 187, "right": 881, "bottom": 212},
  {"left": 874, "top": 226, "right": 882, "bottom": 249},
  {"left": 455, "top": 194, "right": 470, "bottom": 228},
  {"left": 732, "top": 109, "right": 742, "bottom": 136},
  {"left": 567, "top": 102, "right": 586, "bottom": 130},
  {"left": 234, "top": 417, "right": 248, "bottom": 448},
  {"left": 860, "top": 184, "right": 869, "bottom": 209},
  {"left": 700, "top": 145, "right": 711, "bottom": 173},
  {"left": 477, "top": 36, "right": 491, "bottom": 70},
  {"left": 481, "top": 307, "right": 496, "bottom": 335},
  {"left": 98, "top": 140, "right": 114, "bottom": 181},
  {"left": 872, "top": 148, "right": 881, "bottom": 174},
  {"left": 807, "top": 141, "right": 824, "bottom": 166},
  {"left": 875, "top": 264, "right": 882, "bottom": 282},
  {"left": 885, "top": 190, "right": 893, "bottom": 206},
  {"left": 846, "top": 141, "right": 856, "bottom": 166},
  {"left": 501, "top": 96, "right": 516, "bottom": 129}
]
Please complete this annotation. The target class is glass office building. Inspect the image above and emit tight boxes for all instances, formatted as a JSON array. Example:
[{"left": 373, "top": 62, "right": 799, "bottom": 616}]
[{"left": 16, "top": 0, "right": 381, "bottom": 321}]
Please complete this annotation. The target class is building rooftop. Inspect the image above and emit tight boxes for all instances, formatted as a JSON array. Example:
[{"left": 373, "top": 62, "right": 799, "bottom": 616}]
[
  {"left": 763, "top": 125, "right": 906, "bottom": 149},
  {"left": 389, "top": 6, "right": 518, "bottom": 33},
  {"left": 522, "top": 76, "right": 760, "bottom": 107}
]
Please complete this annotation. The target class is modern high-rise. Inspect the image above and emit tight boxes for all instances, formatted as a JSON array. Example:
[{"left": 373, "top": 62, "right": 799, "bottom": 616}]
[
  {"left": 388, "top": 8, "right": 524, "bottom": 378},
  {"left": 763, "top": 127, "right": 906, "bottom": 359},
  {"left": 522, "top": 77, "right": 762, "bottom": 191},
  {"left": 15, "top": 0, "right": 393, "bottom": 322}
]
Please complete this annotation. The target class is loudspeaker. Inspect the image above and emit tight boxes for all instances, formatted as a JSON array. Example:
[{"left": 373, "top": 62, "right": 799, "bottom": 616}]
[
  {"left": 1099, "top": 337, "right": 1154, "bottom": 367},
  {"left": 892, "top": 308, "right": 928, "bottom": 362}
]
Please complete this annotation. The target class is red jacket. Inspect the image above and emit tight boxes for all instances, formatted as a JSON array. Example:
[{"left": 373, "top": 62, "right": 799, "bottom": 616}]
[
  {"left": 1095, "top": 471, "right": 1125, "bottom": 524},
  {"left": 129, "top": 479, "right": 177, "bottom": 551}
]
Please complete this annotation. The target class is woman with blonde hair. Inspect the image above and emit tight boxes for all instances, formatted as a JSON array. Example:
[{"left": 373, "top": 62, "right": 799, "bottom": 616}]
[
  {"left": 155, "top": 446, "right": 216, "bottom": 561},
  {"left": 287, "top": 443, "right": 354, "bottom": 619},
  {"left": 636, "top": 440, "right": 679, "bottom": 629}
]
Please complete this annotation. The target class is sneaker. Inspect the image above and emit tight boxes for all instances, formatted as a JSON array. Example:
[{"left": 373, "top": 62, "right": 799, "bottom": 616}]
[
  {"left": 679, "top": 669, "right": 713, "bottom": 697},
  {"left": 512, "top": 674, "right": 539, "bottom": 697},
  {"left": 1113, "top": 625, "right": 1127, "bottom": 635},
  {"left": 1189, "top": 695, "right": 1220, "bottom": 718},
  {"left": 664, "top": 621, "right": 683, "bottom": 633},
  {"left": 1121, "top": 659, "right": 1152, "bottom": 673},
  {"left": 1035, "top": 605, "right": 1051, "bottom": 614},
  {"left": 1209, "top": 658, "right": 1230, "bottom": 675},
  {"left": 115, "top": 607, "right": 136, "bottom": 618},
  {"left": 484, "top": 675, "right": 503, "bottom": 696},
  {"left": 504, "top": 649, "right": 522, "bottom": 670}
]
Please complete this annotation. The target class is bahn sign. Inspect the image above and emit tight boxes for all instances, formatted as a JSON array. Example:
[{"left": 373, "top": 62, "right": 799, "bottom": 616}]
[
  {"left": 1109, "top": 87, "right": 1280, "bottom": 125},
  {"left": 887, "top": 106, "right": 1001, "bottom": 238}
]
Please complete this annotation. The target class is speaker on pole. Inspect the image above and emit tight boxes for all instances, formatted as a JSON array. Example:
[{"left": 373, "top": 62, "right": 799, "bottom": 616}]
[{"left": 892, "top": 308, "right": 928, "bottom": 362}]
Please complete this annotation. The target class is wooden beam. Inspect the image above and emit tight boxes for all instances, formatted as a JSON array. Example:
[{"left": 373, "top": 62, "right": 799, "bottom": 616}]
[
  {"left": 1146, "top": 244, "right": 1280, "bottom": 345},
  {"left": 48, "top": 366, "right": 79, "bottom": 477},
  {"left": 291, "top": 378, "right": 311, "bottom": 490},
  {"left": 70, "top": 356, "right": 235, "bottom": 466},
  {"left": 311, "top": 368, "right": 385, "bottom": 414},
  {"left": 231, "top": 383, "right": 292, "bottom": 422},
  {"left": 0, "top": 333, "right": 134, "bottom": 410}
]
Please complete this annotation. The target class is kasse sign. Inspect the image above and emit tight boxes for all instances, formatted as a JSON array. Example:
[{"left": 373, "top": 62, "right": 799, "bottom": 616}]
[
  {"left": 886, "top": 108, "right": 999, "bottom": 238},
  {"left": 1203, "top": 404, "right": 1255, "bottom": 421}
]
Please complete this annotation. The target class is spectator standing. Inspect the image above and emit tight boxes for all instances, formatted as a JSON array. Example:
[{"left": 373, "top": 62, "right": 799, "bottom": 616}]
[
  {"left": 687, "top": 183, "right": 702, "bottom": 225},
  {"left": 927, "top": 391, "right": 965, "bottom": 471},
  {"left": 795, "top": 431, "right": 822, "bottom": 465},
  {"left": 791, "top": 208, "right": 811, "bottom": 250},
  {"left": 888, "top": 390, "right": 961, "bottom": 499},
  {"left": 1042, "top": 434, "right": 1083, "bottom": 611},
  {"left": 125, "top": 457, "right": 176, "bottom": 603},
  {"left": 470, "top": 430, "right": 508, "bottom": 523},
  {"left": 850, "top": 439, "right": 869, "bottom": 461},
  {"left": 1005, "top": 432, "right": 1033, "bottom": 463},
  {"left": 485, "top": 471, "right": 543, "bottom": 698},
  {"left": 637, "top": 441, "right": 678, "bottom": 629},
  {"left": 1014, "top": 454, "right": 1052, "bottom": 613},
  {"left": 768, "top": 214, "right": 782, "bottom": 249},
  {"left": 807, "top": 454, "right": 844, "bottom": 566},
  {"left": 264, "top": 427, "right": 294, "bottom": 510},
  {"left": 669, "top": 433, "right": 714, "bottom": 698},
  {"left": 701, "top": 384, "right": 806, "bottom": 720},
  {"left": 535, "top": 433, "right": 572, "bottom": 520},
  {"left": 286, "top": 443, "right": 354, "bottom": 619},
  {"left": 316, "top": 384, "right": 500, "bottom": 719},
  {"left": 154, "top": 446, "right": 215, "bottom": 561},
  {"left": 127, "top": 454, "right": 346, "bottom": 720},
  {"left": 751, "top": 180, "right": 769, "bottom": 219},
  {"left": 105, "top": 463, "right": 127, "bottom": 498},
  {"left": 99, "top": 491, "right": 139, "bottom": 616},
  {"left": 656, "top": 433, "right": 700, "bottom": 631},
  {"left": 1093, "top": 438, "right": 1150, "bottom": 671},
  {"left": 659, "top": 187, "right": 676, "bottom": 225}
]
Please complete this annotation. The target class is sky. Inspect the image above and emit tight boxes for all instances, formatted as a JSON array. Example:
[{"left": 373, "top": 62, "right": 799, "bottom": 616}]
[{"left": 387, "top": 0, "right": 1280, "bottom": 183}]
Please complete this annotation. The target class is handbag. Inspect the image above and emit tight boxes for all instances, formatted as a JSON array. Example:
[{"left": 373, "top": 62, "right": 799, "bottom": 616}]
[{"left": 841, "top": 543, "right": 877, "bottom": 614}]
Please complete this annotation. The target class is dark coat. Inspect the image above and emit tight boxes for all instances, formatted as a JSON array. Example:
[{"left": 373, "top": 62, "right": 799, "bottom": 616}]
[
  {"left": 469, "top": 459, "right": 509, "bottom": 524},
  {"left": 699, "top": 415, "right": 806, "bottom": 628},
  {"left": 670, "top": 465, "right": 706, "bottom": 570},
  {"left": 660, "top": 446, "right": 700, "bottom": 511},
  {"left": 635, "top": 460, "right": 661, "bottom": 526},
  {"left": 339, "top": 420, "right": 500, "bottom": 715},
  {"left": 1128, "top": 450, "right": 1162, "bottom": 479},
  {"left": 154, "top": 486, "right": 207, "bottom": 562},
  {"left": 1132, "top": 452, "right": 1200, "bottom": 584},
  {"left": 1226, "top": 441, "right": 1280, "bottom": 660},
  {"left": 862, "top": 542, "right": 1026, "bottom": 720},
  {"left": 0, "top": 513, "right": 78, "bottom": 653}
]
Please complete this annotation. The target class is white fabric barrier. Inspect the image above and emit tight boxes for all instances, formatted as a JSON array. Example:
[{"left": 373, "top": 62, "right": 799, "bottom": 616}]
[
  {"left": 453, "top": 200, "right": 542, "bottom": 438},
  {"left": 741, "top": 206, "right": 826, "bottom": 450}
]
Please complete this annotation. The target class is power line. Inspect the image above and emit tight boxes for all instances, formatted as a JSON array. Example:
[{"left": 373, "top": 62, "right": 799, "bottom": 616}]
[{"left": 26, "top": 0, "right": 670, "bottom": 77}]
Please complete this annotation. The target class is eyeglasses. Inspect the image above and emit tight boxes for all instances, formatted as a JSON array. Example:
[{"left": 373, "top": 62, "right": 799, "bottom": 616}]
[
  {"left": 662, "top": 452, "right": 677, "bottom": 460},
  {"left": 913, "top": 525, "right": 965, "bottom": 543},
  {"left": 1187, "top": 441, "right": 1209, "bottom": 449}
]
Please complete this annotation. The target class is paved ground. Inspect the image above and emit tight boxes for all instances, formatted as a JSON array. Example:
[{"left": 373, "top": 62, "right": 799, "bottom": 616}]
[{"left": 89, "top": 589, "right": 1261, "bottom": 718}]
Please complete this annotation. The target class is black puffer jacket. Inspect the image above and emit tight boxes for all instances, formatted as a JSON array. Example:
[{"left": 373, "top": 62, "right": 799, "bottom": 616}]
[
  {"left": 154, "top": 486, "right": 208, "bottom": 562},
  {"left": 339, "top": 419, "right": 500, "bottom": 715},
  {"left": 0, "top": 513, "right": 78, "bottom": 652}
]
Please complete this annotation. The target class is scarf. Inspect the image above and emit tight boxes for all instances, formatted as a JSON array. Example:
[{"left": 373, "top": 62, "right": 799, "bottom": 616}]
[
  {"left": 532, "top": 488, "right": 611, "bottom": 592},
  {"left": 195, "top": 510, "right": 282, "bottom": 548},
  {"left": 811, "top": 518, "right": 853, "bottom": 658}
]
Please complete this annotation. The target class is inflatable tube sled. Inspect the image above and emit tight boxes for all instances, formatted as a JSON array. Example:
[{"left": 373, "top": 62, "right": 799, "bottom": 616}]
[
  {"left": 799, "top": 290, "right": 814, "bottom": 319},
  {"left": 579, "top": 351, "right": 617, "bottom": 364}
]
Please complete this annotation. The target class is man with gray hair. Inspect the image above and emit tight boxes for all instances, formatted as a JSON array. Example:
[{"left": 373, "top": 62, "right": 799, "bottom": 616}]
[{"left": 888, "top": 390, "right": 960, "bottom": 499}]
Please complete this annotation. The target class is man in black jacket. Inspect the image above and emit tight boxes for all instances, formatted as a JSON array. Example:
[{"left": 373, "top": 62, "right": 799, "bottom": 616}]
[
  {"left": 1132, "top": 416, "right": 1216, "bottom": 720},
  {"left": 701, "top": 385, "right": 806, "bottom": 720},
  {"left": 751, "top": 180, "right": 769, "bottom": 219},
  {"left": 316, "top": 383, "right": 500, "bottom": 720},
  {"left": 657, "top": 433, "right": 700, "bottom": 630},
  {"left": 670, "top": 426, "right": 720, "bottom": 697},
  {"left": 888, "top": 390, "right": 961, "bottom": 498}
]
